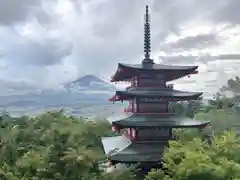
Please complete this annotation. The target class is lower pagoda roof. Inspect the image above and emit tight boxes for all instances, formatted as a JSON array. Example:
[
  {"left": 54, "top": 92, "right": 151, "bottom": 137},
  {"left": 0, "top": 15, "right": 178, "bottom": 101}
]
[
  {"left": 101, "top": 136, "right": 164, "bottom": 164},
  {"left": 109, "top": 113, "right": 210, "bottom": 129},
  {"left": 111, "top": 88, "right": 202, "bottom": 101}
]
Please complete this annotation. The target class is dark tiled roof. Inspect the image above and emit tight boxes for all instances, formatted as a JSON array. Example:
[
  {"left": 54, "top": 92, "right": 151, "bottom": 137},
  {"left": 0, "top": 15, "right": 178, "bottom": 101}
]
[
  {"left": 114, "top": 88, "right": 202, "bottom": 100},
  {"left": 117, "top": 88, "right": 202, "bottom": 97},
  {"left": 110, "top": 141, "right": 165, "bottom": 163},
  {"left": 119, "top": 63, "right": 198, "bottom": 71},
  {"left": 111, "top": 63, "right": 198, "bottom": 82},
  {"left": 110, "top": 113, "right": 210, "bottom": 128}
]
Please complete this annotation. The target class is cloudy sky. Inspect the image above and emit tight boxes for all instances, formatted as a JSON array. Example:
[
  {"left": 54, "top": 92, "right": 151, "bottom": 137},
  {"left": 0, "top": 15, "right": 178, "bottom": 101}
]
[{"left": 1, "top": 0, "right": 240, "bottom": 98}]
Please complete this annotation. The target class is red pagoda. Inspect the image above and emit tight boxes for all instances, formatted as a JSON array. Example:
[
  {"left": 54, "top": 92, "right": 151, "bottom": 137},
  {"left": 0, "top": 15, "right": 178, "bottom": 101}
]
[{"left": 101, "top": 5, "right": 210, "bottom": 171}]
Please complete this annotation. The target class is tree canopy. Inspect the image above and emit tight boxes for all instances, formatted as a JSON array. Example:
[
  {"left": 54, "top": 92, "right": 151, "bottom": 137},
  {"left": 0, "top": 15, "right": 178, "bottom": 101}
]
[
  {"left": 0, "top": 77, "right": 240, "bottom": 180},
  {"left": 0, "top": 111, "right": 134, "bottom": 180}
]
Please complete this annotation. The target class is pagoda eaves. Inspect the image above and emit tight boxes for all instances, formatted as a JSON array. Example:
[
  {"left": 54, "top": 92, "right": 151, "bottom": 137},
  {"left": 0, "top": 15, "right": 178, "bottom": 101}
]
[
  {"left": 111, "top": 63, "right": 199, "bottom": 82},
  {"left": 110, "top": 142, "right": 164, "bottom": 164},
  {"left": 110, "top": 114, "right": 210, "bottom": 129},
  {"left": 109, "top": 88, "right": 203, "bottom": 102},
  {"left": 102, "top": 136, "right": 164, "bottom": 164}
]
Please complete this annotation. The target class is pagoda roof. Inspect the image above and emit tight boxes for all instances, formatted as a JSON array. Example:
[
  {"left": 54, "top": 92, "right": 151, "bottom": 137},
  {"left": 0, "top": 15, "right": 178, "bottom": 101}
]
[
  {"left": 111, "top": 88, "right": 202, "bottom": 101},
  {"left": 111, "top": 63, "right": 198, "bottom": 82},
  {"left": 109, "top": 113, "right": 210, "bottom": 129},
  {"left": 101, "top": 136, "right": 164, "bottom": 164},
  {"left": 120, "top": 63, "right": 198, "bottom": 70}
]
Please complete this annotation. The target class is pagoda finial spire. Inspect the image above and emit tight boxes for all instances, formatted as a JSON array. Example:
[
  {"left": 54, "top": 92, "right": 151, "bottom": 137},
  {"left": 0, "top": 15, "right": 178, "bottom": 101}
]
[{"left": 142, "top": 5, "right": 154, "bottom": 64}]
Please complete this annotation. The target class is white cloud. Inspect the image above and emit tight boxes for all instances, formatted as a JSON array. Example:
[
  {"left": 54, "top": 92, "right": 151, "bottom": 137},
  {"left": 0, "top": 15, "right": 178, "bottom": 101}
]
[{"left": 0, "top": 0, "right": 240, "bottom": 97}]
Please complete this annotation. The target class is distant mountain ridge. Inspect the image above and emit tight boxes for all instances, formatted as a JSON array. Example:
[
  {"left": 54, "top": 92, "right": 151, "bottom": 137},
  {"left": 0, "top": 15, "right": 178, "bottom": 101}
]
[
  {"left": 65, "top": 74, "right": 118, "bottom": 94},
  {"left": 71, "top": 75, "right": 107, "bottom": 86},
  {"left": 0, "top": 75, "right": 118, "bottom": 109},
  {"left": 0, "top": 74, "right": 121, "bottom": 118}
]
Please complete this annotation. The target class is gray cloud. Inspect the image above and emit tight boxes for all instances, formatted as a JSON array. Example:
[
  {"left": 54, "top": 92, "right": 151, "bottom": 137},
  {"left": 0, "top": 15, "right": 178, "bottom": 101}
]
[
  {"left": 0, "top": 79, "right": 37, "bottom": 91},
  {"left": 0, "top": 78, "right": 42, "bottom": 96},
  {"left": 0, "top": 0, "right": 240, "bottom": 91},
  {"left": 218, "top": 54, "right": 240, "bottom": 60},
  {"left": 212, "top": 0, "right": 240, "bottom": 24},
  {"left": 151, "top": 0, "right": 235, "bottom": 54},
  {"left": 158, "top": 55, "right": 201, "bottom": 64},
  {"left": 160, "top": 33, "right": 222, "bottom": 53},
  {"left": 75, "top": 0, "right": 239, "bottom": 72},
  {"left": 152, "top": 0, "right": 226, "bottom": 36},
  {"left": 159, "top": 53, "right": 240, "bottom": 65},
  {"left": 0, "top": 0, "right": 55, "bottom": 25},
  {"left": 91, "top": 0, "right": 144, "bottom": 39},
  {"left": 71, "top": 40, "right": 143, "bottom": 76},
  {"left": 48, "top": 0, "right": 240, "bottom": 79},
  {"left": 3, "top": 38, "right": 72, "bottom": 67}
]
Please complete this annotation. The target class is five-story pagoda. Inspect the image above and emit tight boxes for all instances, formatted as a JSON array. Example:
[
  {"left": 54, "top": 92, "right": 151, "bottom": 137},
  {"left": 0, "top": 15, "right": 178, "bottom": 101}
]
[{"left": 102, "top": 5, "right": 210, "bottom": 170}]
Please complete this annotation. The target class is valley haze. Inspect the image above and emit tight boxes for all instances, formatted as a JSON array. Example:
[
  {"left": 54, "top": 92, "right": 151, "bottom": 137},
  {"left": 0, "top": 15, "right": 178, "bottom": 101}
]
[{"left": 0, "top": 75, "right": 124, "bottom": 118}]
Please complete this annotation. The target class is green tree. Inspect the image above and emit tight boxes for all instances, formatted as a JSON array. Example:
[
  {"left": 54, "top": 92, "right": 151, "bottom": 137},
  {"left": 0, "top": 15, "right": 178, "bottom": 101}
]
[
  {"left": 169, "top": 99, "right": 203, "bottom": 118},
  {"left": 146, "top": 131, "right": 240, "bottom": 180},
  {"left": 209, "top": 76, "right": 240, "bottom": 109},
  {"left": 195, "top": 108, "right": 239, "bottom": 133},
  {"left": 0, "top": 111, "right": 131, "bottom": 180}
]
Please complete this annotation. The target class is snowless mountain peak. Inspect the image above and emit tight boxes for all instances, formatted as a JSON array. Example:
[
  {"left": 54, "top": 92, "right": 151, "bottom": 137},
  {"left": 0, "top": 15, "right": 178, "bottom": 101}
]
[
  {"left": 71, "top": 74, "right": 107, "bottom": 86},
  {"left": 65, "top": 74, "right": 118, "bottom": 94}
]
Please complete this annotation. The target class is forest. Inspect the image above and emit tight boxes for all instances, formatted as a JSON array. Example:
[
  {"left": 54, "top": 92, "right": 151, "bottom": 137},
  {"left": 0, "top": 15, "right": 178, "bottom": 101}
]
[{"left": 0, "top": 77, "right": 240, "bottom": 180}]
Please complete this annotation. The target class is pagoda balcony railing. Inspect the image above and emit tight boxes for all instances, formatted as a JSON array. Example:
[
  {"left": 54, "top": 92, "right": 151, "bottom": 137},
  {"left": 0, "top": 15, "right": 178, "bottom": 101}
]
[
  {"left": 124, "top": 108, "right": 176, "bottom": 114},
  {"left": 126, "top": 83, "right": 170, "bottom": 88},
  {"left": 125, "top": 83, "right": 174, "bottom": 89}
]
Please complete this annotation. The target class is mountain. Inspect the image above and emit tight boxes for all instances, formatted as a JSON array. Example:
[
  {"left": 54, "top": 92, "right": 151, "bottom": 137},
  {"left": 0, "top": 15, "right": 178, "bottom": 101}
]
[
  {"left": 65, "top": 74, "right": 118, "bottom": 93},
  {"left": 0, "top": 75, "right": 118, "bottom": 106},
  {"left": 0, "top": 75, "right": 119, "bottom": 117}
]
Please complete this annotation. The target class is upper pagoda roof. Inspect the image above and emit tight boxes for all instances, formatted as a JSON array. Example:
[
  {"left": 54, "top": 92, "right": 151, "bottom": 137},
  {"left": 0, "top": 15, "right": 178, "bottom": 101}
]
[
  {"left": 120, "top": 63, "right": 198, "bottom": 70},
  {"left": 101, "top": 136, "right": 164, "bottom": 164},
  {"left": 111, "top": 63, "right": 198, "bottom": 82},
  {"left": 110, "top": 87, "right": 202, "bottom": 101},
  {"left": 109, "top": 113, "right": 210, "bottom": 129}
]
